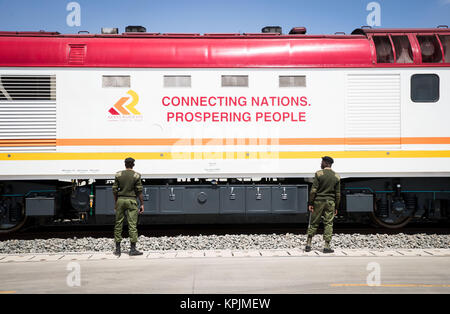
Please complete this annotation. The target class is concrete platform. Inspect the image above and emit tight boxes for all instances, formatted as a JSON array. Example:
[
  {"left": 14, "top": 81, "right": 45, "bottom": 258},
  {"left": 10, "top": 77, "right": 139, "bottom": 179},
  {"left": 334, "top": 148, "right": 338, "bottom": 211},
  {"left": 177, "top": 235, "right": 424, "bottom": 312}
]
[
  {"left": 0, "top": 249, "right": 449, "bottom": 294},
  {"left": 1, "top": 249, "right": 450, "bottom": 263}
]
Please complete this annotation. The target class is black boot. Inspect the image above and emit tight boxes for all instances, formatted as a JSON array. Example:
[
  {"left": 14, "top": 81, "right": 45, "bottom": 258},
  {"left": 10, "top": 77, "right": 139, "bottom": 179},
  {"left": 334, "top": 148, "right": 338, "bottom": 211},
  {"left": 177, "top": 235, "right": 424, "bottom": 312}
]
[
  {"left": 114, "top": 242, "right": 121, "bottom": 256},
  {"left": 323, "top": 241, "right": 334, "bottom": 254},
  {"left": 129, "top": 242, "right": 143, "bottom": 256},
  {"left": 305, "top": 236, "right": 312, "bottom": 252}
]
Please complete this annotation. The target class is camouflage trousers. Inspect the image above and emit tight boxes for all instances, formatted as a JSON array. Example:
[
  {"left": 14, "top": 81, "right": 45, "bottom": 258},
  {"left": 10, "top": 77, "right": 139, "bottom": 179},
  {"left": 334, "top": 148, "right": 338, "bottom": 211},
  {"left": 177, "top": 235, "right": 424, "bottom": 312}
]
[
  {"left": 307, "top": 199, "right": 335, "bottom": 243},
  {"left": 114, "top": 197, "right": 139, "bottom": 243}
]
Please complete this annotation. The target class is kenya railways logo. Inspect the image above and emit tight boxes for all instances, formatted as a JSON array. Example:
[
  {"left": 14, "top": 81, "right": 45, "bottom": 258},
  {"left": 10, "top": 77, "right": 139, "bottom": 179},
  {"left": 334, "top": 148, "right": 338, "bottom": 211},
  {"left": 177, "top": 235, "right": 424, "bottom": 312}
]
[{"left": 107, "top": 90, "right": 142, "bottom": 121}]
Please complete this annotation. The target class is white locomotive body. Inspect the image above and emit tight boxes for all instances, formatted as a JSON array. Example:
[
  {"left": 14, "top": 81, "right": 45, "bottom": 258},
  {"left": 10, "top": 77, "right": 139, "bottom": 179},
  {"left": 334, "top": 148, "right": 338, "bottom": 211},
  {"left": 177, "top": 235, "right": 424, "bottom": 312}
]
[{"left": 0, "top": 67, "right": 449, "bottom": 180}]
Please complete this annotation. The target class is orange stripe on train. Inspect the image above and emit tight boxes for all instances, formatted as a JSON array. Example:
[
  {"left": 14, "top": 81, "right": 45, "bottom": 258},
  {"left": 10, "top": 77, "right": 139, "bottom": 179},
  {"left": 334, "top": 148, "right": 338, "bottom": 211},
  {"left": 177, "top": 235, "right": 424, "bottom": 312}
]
[{"left": 56, "top": 137, "right": 450, "bottom": 146}]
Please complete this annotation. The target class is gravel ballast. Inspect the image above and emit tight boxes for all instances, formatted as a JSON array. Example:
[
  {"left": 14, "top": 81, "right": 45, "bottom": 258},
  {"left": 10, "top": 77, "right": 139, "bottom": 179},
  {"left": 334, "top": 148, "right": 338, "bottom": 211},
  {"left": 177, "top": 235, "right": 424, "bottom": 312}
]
[{"left": 1, "top": 233, "right": 449, "bottom": 254}]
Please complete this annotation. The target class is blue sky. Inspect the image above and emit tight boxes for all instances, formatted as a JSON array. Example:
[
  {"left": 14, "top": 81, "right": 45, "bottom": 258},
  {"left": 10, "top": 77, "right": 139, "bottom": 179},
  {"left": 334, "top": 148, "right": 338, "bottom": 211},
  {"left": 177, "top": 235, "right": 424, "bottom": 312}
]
[{"left": 0, "top": 0, "right": 449, "bottom": 35}]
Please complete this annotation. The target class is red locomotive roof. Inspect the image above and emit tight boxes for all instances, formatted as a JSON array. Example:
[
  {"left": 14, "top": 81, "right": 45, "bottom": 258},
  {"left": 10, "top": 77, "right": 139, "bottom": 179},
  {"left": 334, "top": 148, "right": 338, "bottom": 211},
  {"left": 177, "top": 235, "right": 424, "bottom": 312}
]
[{"left": 0, "top": 28, "right": 448, "bottom": 68}]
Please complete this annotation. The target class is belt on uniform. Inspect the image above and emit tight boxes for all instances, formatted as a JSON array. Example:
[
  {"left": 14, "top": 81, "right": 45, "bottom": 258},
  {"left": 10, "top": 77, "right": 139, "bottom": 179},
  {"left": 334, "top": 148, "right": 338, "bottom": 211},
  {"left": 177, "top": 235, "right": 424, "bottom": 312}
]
[
  {"left": 314, "top": 198, "right": 335, "bottom": 201},
  {"left": 118, "top": 195, "right": 137, "bottom": 199}
]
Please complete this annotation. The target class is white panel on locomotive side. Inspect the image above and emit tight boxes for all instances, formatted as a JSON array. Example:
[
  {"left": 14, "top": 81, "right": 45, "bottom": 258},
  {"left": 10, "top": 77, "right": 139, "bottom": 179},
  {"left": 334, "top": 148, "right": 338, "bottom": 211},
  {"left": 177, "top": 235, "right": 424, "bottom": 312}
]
[{"left": 0, "top": 66, "right": 449, "bottom": 179}]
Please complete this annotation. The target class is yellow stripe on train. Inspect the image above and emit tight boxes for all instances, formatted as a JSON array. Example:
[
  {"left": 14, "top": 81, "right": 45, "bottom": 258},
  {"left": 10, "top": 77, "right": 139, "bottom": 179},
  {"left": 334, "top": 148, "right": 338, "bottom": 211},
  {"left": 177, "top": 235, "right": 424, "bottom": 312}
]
[{"left": 2, "top": 150, "right": 450, "bottom": 161}]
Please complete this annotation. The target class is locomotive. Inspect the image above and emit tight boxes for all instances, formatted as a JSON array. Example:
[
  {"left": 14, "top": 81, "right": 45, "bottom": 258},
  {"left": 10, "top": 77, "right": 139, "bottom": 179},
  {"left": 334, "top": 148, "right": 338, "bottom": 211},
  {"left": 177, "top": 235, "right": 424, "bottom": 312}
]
[{"left": 0, "top": 25, "right": 449, "bottom": 232}]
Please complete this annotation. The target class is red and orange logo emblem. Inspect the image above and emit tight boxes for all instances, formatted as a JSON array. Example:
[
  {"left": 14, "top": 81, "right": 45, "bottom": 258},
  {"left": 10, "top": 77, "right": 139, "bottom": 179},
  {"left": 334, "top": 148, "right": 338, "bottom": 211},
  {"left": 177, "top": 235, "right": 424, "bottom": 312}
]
[{"left": 108, "top": 90, "right": 141, "bottom": 115}]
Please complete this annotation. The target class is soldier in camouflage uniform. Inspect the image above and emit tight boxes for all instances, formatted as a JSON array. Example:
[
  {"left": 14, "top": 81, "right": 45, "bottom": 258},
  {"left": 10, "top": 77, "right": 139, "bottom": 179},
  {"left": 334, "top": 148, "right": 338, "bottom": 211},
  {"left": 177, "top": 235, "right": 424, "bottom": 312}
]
[
  {"left": 306, "top": 156, "right": 341, "bottom": 253},
  {"left": 113, "top": 157, "right": 145, "bottom": 256}
]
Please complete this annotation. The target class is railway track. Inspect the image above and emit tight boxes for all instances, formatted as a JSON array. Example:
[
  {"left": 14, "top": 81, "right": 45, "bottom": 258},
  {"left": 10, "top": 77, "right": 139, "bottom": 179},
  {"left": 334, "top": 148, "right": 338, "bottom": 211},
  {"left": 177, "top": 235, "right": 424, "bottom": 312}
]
[{"left": 1, "top": 222, "right": 449, "bottom": 241}]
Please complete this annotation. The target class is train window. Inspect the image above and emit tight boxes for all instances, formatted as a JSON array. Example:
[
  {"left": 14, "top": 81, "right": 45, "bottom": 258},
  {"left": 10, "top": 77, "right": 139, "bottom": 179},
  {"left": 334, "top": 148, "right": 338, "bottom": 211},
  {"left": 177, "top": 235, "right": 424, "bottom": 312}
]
[
  {"left": 392, "top": 36, "right": 413, "bottom": 63},
  {"left": 279, "top": 75, "right": 306, "bottom": 87},
  {"left": 373, "top": 36, "right": 394, "bottom": 63},
  {"left": 417, "top": 35, "right": 443, "bottom": 63},
  {"left": 438, "top": 35, "right": 450, "bottom": 62},
  {"left": 102, "top": 75, "right": 130, "bottom": 88},
  {"left": 0, "top": 75, "right": 56, "bottom": 101},
  {"left": 164, "top": 75, "right": 191, "bottom": 88},
  {"left": 221, "top": 75, "right": 248, "bottom": 87},
  {"left": 411, "top": 74, "right": 439, "bottom": 103}
]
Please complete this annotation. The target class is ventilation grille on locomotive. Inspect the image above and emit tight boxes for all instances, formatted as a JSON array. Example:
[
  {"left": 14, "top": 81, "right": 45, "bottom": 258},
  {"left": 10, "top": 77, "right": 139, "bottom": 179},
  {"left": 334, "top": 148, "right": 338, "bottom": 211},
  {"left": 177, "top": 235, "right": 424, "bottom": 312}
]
[
  {"left": 345, "top": 74, "right": 401, "bottom": 150},
  {"left": 0, "top": 75, "right": 56, "bottom": 152}
]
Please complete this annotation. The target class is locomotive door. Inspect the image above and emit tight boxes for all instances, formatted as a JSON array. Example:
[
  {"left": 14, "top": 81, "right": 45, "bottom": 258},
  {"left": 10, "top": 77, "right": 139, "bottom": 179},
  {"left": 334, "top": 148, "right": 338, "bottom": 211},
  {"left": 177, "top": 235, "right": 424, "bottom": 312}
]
[{"left": 345, "top": 73, "right": 401, "bottom": 150}]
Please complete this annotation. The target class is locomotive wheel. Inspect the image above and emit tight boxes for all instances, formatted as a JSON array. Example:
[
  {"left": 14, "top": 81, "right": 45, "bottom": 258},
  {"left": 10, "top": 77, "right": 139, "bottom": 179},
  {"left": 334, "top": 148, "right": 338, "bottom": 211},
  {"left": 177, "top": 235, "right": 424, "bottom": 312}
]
[
  {"left": 0, "top": 201, "right": 27, "bottom": 234},
  {"left": 0, "top": 216, "right": 27, "bottom": 234},
  {"left": 370, "top": 212, "right": 412, "bottom": 229}
]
